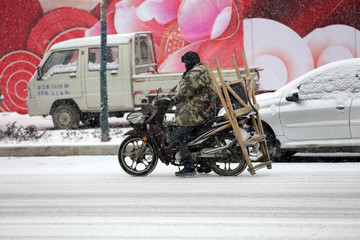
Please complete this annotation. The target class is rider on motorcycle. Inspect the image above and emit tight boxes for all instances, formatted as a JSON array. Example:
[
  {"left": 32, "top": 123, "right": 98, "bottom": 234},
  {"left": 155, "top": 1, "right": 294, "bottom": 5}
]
[{"left": 168, "top": 51, "right": 217, "bottom": 177}]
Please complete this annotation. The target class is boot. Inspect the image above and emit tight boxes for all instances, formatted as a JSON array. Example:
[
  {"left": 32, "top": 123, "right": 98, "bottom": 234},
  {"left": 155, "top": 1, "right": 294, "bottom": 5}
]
[{"left": 175, "top": 167, "right": 196, "bottom": 177}]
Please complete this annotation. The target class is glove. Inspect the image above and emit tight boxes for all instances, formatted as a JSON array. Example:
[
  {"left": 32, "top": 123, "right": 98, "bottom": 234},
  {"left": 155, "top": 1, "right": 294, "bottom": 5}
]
[
  {"left": 162, "top": 97, "right": 172, "bottom": 101},
  {"left": 169, "top": 95, "right": 177, "bottom": 104},
  {"left": 157, "top": 96, "right": 174, "bottom": 107}
]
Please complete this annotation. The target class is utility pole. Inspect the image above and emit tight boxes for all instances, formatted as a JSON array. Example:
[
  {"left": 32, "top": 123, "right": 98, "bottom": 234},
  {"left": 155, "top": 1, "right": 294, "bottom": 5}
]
[{"left": 100, "top": 0, "right": 110, "bottom": 142}]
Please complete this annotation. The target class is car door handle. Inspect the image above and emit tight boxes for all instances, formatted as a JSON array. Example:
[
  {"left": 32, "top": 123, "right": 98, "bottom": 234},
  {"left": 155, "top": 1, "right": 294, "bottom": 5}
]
[
  {"left": 111, "top": 70, "right": 118, "bottom": 76},
  {"left": 69, "top": 73, "right": 77, "bottom": 78},
  {"left": 336, "top": 105, "right": 345, "bottom": 110}
]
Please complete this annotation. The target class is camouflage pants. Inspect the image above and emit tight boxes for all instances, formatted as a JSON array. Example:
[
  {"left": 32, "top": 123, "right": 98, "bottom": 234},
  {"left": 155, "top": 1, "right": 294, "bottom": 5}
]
[{"left": 170, "top": 126, "right": 196, "bottom": 169}]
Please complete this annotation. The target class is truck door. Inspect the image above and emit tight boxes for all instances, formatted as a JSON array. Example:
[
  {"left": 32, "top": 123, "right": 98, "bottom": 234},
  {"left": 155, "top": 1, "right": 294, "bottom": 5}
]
[
  {"left": 37, "top": 49, "right": 82, "bottom": 110},
  {"left": 84, "top": 46, "right": 133, "bottom": 110}
]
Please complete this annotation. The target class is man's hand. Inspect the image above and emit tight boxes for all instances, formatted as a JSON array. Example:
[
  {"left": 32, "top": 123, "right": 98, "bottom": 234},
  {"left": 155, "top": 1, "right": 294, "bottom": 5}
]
[
  {"left": 162, "top": 97, "right": 172, "bottom": 101},
  {"left": 153, "top": 96, "right": 174, "bottom": 107}
]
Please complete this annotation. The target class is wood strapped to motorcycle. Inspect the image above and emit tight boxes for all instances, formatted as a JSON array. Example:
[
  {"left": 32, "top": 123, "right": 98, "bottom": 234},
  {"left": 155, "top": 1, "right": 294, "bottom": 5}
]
[{"left": 205, "top": 52, "right": 272, "bottom": 175}]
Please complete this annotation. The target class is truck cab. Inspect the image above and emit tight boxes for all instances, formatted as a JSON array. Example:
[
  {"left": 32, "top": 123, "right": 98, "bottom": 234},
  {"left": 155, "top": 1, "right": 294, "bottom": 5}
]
[{"left": 27, "top": 32, "right": 157, "bottom": 129}]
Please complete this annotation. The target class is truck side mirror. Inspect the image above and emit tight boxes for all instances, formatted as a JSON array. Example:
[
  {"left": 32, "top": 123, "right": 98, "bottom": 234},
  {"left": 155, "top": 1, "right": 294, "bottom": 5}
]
[
  {"left": 37, "top": 67, "right": 43, "bottom": 80},
  {"left": 286, "top": 89, "right": 299, "bottom": 102}
]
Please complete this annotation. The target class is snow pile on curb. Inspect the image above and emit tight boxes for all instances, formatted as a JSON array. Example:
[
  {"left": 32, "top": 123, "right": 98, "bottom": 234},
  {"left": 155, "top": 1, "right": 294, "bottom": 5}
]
[{"left": 0, "top": 112, "right": 128, "bottom": 147}]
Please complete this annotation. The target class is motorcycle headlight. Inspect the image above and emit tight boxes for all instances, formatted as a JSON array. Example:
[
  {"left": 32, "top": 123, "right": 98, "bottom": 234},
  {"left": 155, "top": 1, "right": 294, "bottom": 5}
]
[{"left": 127, "top": 112, "right": 145, "bottom": 125}]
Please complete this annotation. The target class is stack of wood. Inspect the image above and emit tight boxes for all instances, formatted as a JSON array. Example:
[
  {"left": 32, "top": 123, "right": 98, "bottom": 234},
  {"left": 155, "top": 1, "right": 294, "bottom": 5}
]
[{"left": 205, "top": 52, "right": 272, "bottom": 175}]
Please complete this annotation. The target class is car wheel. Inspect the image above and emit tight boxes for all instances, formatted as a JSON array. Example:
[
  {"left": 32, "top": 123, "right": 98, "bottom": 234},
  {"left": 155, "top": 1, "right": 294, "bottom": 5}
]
[
  {"left": 279, "top": 150, "right": 297, "bottom": 161},
  {"left": 263, "top": 125, "right": 297, "bottom": 162},
  {"left": 263, "top": 125, "right": 281, "bottom": 161},
  {"left": 52, "top": 104, "right": 80, "bottom": 129}
]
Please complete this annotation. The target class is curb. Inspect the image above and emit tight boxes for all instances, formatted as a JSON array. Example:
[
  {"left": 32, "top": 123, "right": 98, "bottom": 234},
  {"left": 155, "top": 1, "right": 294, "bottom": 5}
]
[{"left": 0, "top": 145, "right": 119, "bottom": 157}]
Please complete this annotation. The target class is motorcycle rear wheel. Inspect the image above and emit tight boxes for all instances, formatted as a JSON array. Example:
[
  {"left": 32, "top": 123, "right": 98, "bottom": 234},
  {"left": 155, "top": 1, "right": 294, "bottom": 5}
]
[
  {"left": 209, "top": 134, "right": 247, "bottom": 176},
  {"left": 118, "top": 135, "right": 158, "bottom": 176}
]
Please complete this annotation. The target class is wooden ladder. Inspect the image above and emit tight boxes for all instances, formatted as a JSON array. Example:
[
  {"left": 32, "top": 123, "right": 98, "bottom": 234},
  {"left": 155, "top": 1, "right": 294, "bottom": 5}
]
[{"left": 205, "top": 52, "right": 272, "bottom": 175}]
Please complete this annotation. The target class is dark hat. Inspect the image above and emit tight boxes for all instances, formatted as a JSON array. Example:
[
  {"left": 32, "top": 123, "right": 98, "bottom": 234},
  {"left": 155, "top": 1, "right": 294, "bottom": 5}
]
[{"left": 181, "top": 51, "right": 201, "bottom": 71}]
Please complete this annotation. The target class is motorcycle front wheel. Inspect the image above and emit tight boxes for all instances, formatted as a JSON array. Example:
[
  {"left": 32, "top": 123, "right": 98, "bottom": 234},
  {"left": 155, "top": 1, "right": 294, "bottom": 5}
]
[
  {"left": 209, "top": 134, "right": 247, "bottom": 176},
  {"left": 118, "top": 135, "right": 158, "bottom": 176}
]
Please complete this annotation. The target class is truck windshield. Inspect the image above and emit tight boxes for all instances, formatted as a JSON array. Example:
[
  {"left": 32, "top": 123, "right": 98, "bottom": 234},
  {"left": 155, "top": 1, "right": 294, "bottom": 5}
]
[{"left": 41, "top": 50, "right": 78, "bottom": 79}]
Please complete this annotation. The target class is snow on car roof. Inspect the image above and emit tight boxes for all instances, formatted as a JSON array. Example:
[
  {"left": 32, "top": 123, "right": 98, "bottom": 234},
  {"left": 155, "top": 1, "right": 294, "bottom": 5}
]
[
  {"left": 49, "top": 32, "right": 147, "bottom": 50},
  {"left": 278, "top": 58, "right": 360, "bottom": 94}
]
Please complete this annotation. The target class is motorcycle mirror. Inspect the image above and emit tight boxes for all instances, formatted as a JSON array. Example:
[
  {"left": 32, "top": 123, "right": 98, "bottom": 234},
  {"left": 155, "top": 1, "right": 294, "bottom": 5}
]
[
  {"left": 171, "top": 85, "right": 177, "bottom": 92},
  {"left": 156, "top": 88, "right": 162, "bottom": 96}
]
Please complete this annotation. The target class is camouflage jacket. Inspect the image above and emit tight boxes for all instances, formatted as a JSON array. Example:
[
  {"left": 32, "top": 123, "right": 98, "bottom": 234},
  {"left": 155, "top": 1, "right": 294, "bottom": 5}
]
[{"left": 174, "top": 63, "right": 216, "bottom": 126}]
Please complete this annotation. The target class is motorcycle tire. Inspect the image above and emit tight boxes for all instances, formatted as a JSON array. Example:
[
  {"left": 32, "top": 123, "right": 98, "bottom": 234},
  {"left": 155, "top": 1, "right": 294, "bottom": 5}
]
[
  {"left": 209, "top": 134, "right": 247, "bottom": 176},
  {"left": 118, "top": 135, "right": 158, "bottom": 176}
]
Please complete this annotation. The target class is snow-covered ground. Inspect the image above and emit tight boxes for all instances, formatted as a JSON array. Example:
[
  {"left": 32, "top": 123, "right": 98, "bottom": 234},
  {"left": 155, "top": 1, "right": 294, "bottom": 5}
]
[
  {"left": 0, "top": 156, "right": 360, "bottom": 239},
  {"left": 1, "top": 112, "right": 360, "bottom": 161},
  {"left": 0, "top": 112, "right": 177, "bottom": 147},
  {"left": 1, "top": 112, "right": 360, "bottom": 239},
  {"left": 0, "top": 112, "right": 129, "bottom": 146}
]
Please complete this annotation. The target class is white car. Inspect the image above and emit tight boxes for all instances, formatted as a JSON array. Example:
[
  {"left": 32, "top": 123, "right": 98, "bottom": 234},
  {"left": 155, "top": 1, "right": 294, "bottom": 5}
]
[{"left": 256, "top": 58, "right": 360, "bottom": 161}]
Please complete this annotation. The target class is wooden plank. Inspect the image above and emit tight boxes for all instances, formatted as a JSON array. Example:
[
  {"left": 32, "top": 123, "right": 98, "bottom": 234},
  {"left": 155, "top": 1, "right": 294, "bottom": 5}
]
[
  {"left": 231, "top": 55, "right": 249, "bottom": 102},
  {"left": 242, "top": 52, "right": 254, "bottom": 100},
  {"left": 244, "top": 134, "right": 267, "bottom": 146},
  {"left": 230, "top": 79, "right": 244, "bottom": 84},
  {"left": 252, "top": 161, "right": 273, "bottom": 171},
  {"left": 204, "top": 61, "right": 227, "bottom": 109},
  {"left": 213, "top": 58, "right": 254, "bottom": 172},
  {"left": 207, "top": 54, "right": 272, "bottom": 174},
  {"left": 226, "top": 104, "right": 259, "bottom": 118},
  {"left": 241, "top": 51, "right": 272, "bottom": 163},
  {"left": 228, "top": 107, "right": 251, "bottom": 117}
]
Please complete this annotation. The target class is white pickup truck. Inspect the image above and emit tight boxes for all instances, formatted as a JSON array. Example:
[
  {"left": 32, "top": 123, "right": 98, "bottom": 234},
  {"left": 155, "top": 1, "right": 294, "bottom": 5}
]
[{"left": 27, "top": 32, "right": 261, "bottom": 129}]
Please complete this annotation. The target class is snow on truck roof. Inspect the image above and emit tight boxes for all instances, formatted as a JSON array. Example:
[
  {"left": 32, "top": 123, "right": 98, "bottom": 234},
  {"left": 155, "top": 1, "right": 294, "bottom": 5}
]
[{"left": 50, "top": 32, "right": 150, "bottom": 51}]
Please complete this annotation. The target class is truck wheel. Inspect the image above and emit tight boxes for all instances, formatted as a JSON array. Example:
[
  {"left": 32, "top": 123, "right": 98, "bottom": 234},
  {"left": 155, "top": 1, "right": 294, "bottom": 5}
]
[{"left": 52, "top": 104, "right": 80, "bottom": 129}]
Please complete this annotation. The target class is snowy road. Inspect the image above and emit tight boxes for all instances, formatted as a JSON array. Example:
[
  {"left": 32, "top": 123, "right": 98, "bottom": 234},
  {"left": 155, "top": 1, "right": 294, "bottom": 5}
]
[{"left": 1, "top": 156, "right": 360, "bottom": 239}]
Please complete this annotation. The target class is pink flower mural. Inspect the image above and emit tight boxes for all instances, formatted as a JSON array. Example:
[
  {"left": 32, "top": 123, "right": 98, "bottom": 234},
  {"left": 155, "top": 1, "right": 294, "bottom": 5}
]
[
  {"left": 0, "top": 0, "right": 359, "bottom": 114},
  {"left": 243, "top": 18, "right": 314, "bottom": 90},
  {"left": 304, "top": 25, "right": 360, "bottom": 68},
  {"left": 86, "top": 0, "right": 243, "bottom": 70},
  {"left": 0, "top": 51, "right": 41, "bottom": 113},
  {"left": 178, "top": 0, "right": 233, "bottom": 43},
  {"left": 160, "top": 0, "right": 243, "bottom": 71},
  {"left": 0, "top": 3, "right": 99, "bottom": 114}
]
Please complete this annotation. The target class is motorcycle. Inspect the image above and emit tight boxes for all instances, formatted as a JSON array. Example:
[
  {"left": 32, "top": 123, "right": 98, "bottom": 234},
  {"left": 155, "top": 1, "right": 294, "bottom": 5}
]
[{"left": 118, "top": 86, "right": 262, "bottom": 176}]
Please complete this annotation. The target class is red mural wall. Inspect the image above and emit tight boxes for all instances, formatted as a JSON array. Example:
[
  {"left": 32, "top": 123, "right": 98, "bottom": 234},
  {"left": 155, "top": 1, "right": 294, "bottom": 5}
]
[{"left": 1, "top": 0, "right": 359, "bottom": 114}]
